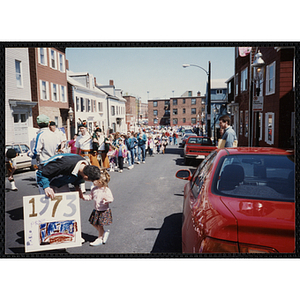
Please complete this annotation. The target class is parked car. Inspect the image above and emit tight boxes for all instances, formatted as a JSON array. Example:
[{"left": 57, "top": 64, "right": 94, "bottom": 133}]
[
  {"left": 5, "top": 143, "right": 33, "bottom": 171},
  {"left": 180, "top": 132, "right": 197, "bottom": 148},
  {"left": 176, "top": 147, "right": 295, "bottom": 253},
  {"left": 183, "top": 136, "right": 217, "bottom": 165}
]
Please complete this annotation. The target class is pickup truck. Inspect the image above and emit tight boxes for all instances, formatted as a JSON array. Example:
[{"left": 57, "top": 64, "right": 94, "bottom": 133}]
[{"left": 183, "top": 136, "right": 217, "bottom": 165}]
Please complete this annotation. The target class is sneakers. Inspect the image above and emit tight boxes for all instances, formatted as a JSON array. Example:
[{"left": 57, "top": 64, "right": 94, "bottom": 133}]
[
  {"left": 119, "top": 169, "right": 123, "bottom": 173},
  {"left": 103, "top": 230, "right": 110, "bottom": 244},
  {"left": 142, "top": 161, "right": 145, "bottom": 164},
  {"left": 90, "top": 237, "right": 103, "bottom": 246},
  {"left": 128, "top": 165, "right": 134, "bottom": 170},
  {"left": 136, "top": 161, "right": 140, "bottom": 164}
]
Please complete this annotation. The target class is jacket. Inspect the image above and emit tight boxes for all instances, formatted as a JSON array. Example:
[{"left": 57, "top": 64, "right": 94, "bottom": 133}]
[
  {"left": 36, "top": 153, "right": 87, "bottom": 190},
  {"left": 137, "top": 133, "right": 147, "bottom": 146}
]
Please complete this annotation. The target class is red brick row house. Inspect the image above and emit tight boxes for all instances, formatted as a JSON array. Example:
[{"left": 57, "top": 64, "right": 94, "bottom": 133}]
[{"left": 230, "top": 47, "right": 294, "bottom": 149}]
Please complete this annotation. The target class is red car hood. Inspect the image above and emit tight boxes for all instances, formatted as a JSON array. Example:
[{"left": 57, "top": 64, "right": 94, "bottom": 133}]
[{"left": 220, "top": 197, "right": 295, "bottom": 252}]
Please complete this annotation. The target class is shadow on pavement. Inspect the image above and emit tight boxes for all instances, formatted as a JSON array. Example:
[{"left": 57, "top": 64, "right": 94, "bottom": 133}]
[
  {"left": 6, "top": 207, "right": 23, "bottom": 221},
  {"left": 145, "top": 212, "right": 182, "bottom": 253}
]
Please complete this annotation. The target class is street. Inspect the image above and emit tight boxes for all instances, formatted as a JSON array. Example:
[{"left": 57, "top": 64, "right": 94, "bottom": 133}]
[{"left": 5, "top": 141, "right": 194, "bottom": 256}]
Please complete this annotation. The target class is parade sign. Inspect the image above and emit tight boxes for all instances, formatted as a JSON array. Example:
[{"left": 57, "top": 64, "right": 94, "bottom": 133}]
[{"left": 23, "top": 192, "right": 82, "bottom": 253}]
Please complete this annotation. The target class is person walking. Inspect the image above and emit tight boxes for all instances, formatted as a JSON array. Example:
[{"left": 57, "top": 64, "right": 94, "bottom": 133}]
[
  {"left": 49, "top": 121, "right": 67, "bottom": 153},
  {"left": 76, "top": 120, "right": 100, "bottom": 192},
  {"left": 5, "top": 148, "right": 18, "bottom": 191},
  {"left": 136, "top": 128, "right": 147, "bottom": 164},
  {"left": 147, "top": 135, "right": 154, "bottom": 157},
  {"left": 28, "top": 115, "right": 61, "bottom": 165},
  {"left": 218, "top": 115, "right": 238, "bottom": 148},
  {"left": 82, "top": 169, "right": 113, "bottom": 246}
]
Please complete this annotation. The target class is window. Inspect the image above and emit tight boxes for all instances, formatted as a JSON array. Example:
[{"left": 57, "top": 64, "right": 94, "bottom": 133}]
[
  {"left": 98, "top": 102, "right": 103, "bottom": 112},
  {"left": 93, "top": 100, "right": 96, "bottom": 112},
  {"left": 241, "top": 67, "right": 248, "bottom": 92},
  {"left": 51, "top": 83, "right": 58, "bottom": 101},
  {"left": 191, "top": 108, "right": 196, "bottom": 114},
  {"left": 183, "top": 99, "right": 186, "bottom": 104},
  {"left": 87, "top": 99, "right": 91, "bottom": 112},
  {"left": 59, "top": 53, "right": 65, "bottom": 72},
  {"left": 183, "top": 118, "right": 186, "bottom": 123},
  {"left": 15, "top": 60, "right": 22, "bottom": 87},
  {"left": 13, "top": 114, "right": 19, "bottom": 123},
  {"left": 153, "top": 101, "right": 157, "bottom": 107},
  {"left": 266, "top": 62, "right": 276, "bottom": 95},
  {"left": 191, "top": 118, "right": 196, "bottom": 124},
  {"left": 173, "top": 109, "right": 178, "bottom": 115},
  {"left": 165, "top": 100, "right": 170, "bottom": 106},
  {"left": 173, "top": 118, "right": 178, "bottom": 125},
  {"left": 111, "top": 106, "right": 115, "bottom": 116},
  {"left": 183, "top": 108, "right": 186, "bottom": 114},
  {"left": 240, "top": 111, "right": 243, "bottom": 135},
  {"left": 216, "top": 89, "right": 223, "bottom": 94},
  {"left": 154, "top": 118, "right": 158, "bottom": 124},
  {"left": 188, "top": 91, "right": 192, "bottom": 97},
  {"left": 191, "top": 98, "right": 196, "bottom": 105},
  {"left": 81, "top": 97, "right": 85, "bottom": 112},
  {"left": 153, "top": 110, "right": 158, "bottom": 116},
  {"left": 54, "top": 117, "right": 59, "bottom": 126},
  {"left": 49, "top": 49, "right": 57, "bottom": 69},
  {"left": 38, "top": 48, "right": 47, "bottom": 66},
  {"left": 20, "top": 114, "right": 26, "bottom": 122},
  {"left": 245, "top": 110, "right": 248, "bottom": 137},
  {"left": 173, "top": 99, "right": 178, "bottom": 105},
  {"left": 265, "top": 112, "right": 274, "bottom": 145},
  {"left": 235, "top": 74, "right": 239, "bottom": 96},
  {"left": 40, "top": 80, "right": 49, "bottom": 100},
  {"left": 228, "top": 82, "right": 232, "bottom": 94},
  {"left": 60, "top": 86, "right": 66, "bottom": 102},
  {"left": 76, "top": 97, "right": 80, "bottom": 112}
]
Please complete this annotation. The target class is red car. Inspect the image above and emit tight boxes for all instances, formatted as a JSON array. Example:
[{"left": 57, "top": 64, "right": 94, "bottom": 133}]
[{"left": 176, "top": 147, "right": 295, "bottom": 253}]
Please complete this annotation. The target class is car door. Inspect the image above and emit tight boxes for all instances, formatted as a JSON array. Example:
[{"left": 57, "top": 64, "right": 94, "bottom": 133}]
[{"left": 182, "top": 151, "right": 217, "bottom": 252}]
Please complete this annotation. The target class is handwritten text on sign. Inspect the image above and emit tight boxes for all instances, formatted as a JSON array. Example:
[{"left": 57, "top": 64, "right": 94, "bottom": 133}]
[{"left": 23, "top": 192, "right": 82, "bottom": 253}]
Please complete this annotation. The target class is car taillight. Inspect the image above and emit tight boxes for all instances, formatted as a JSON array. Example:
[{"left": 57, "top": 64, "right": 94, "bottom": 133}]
[
  {"left": 200, "top": 237, "right": 277, "bottom": 253},
  {"left": 200, "top": 237, "right": 239, "bottom": 253},
  {"left": 239, "top": 244, "right": 277, "bottom": 253}
]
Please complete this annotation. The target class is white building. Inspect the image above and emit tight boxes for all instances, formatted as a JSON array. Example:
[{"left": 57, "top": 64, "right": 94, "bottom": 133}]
[
  {"left": 67, "top": 71, "right": 107, "bottom": 134},
  {"left": 5, "top": 48, "right": 37, "bottom": 145},
  {"left": 96, "top": 80, "right": 127, "bottom": 133}
]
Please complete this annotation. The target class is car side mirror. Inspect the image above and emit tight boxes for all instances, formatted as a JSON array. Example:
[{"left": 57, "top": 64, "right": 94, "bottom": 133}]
[{"left": 176, "top": 170, "right": 191, "bottom": 180}]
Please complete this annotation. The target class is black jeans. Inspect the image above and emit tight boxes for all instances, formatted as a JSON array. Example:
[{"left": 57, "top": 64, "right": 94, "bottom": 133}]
[{"left": 118, "top": 156, "right": 124, "bottom": 170}]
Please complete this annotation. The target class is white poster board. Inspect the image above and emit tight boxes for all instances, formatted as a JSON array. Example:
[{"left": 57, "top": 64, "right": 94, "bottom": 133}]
[{"left": 23, "top": 192, "right": 82, "bottom": 253}]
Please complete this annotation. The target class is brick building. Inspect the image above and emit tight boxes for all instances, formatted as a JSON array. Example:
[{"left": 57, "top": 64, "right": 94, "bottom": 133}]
[
  {"left": 232, "top": 47, "right": 294, "bottom": 149},
  {"left": 148, "top": 91, "right": 205, "bottom": 127},
  {"left": 29, "top": 47, "right": 69, "bottom": 136}
]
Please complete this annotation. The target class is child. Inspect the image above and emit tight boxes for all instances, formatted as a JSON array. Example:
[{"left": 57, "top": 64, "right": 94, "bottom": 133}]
[
  {"left": 115, "top": 138, "right": 128, "bottom": 173},
  {"left": 82, "top": 169, "right": 114, "bottom": 246}
]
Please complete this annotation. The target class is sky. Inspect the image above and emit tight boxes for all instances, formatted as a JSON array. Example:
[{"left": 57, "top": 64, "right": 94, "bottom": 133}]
[{"left": 65, "top": 47, "right": 235, "bottom": 103}]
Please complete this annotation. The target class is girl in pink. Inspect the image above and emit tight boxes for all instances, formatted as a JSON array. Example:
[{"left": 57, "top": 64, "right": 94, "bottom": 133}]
[{"left": 83, "top": 169, "right": 114, "bottom": 246}]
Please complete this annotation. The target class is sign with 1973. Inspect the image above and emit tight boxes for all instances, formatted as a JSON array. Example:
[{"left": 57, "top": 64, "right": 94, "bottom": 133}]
[{"left": 23, "top": 192, "right": 82, "bottom": 253}]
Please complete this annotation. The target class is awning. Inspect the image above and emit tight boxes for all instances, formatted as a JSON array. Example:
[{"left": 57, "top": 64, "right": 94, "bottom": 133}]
[{"left": 9, "top": 99, "right": 37, "bottom": 107}]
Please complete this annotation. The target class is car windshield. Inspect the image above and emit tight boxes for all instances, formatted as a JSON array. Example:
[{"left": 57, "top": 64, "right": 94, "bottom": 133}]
[
  {"left": 214, "top": 154, "right": 294, "bottom": 202},
  {"left": 188, "top": 137, "right": 212, "bottom": 145}
]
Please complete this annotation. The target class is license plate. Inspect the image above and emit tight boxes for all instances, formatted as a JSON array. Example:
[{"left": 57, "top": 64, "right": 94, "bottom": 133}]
[{"left": 196, "top": 155, "right": 205, "bottom": 159}]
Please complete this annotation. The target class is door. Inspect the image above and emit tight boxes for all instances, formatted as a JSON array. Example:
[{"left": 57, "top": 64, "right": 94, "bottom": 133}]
[{"left": 13, "top": 112, "right": 29, "bottom": 144}]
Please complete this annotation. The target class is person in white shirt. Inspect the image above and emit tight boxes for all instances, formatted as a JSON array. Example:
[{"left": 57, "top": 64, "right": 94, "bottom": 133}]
[{"left": 49, "top": 121, "right": 67, "bottom": 153}]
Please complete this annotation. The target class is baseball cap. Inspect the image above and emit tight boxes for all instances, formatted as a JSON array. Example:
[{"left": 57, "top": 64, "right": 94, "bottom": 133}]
[{"left": 37, "top": 114, "right": 50, "bottom": 125}]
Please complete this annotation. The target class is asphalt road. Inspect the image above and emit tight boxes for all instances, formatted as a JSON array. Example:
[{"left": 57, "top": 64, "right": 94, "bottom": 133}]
[{"left": 5, "top": 141, "right": 194, "bottom": 257}]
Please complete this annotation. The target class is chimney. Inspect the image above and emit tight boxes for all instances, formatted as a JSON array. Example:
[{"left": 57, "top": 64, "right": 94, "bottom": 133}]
[
  {"left": 109, "top": 80, "right": 114, "bottom": 86},
  {"left": 66, "top": 60, "right": 69, "bottom": 70},
  {"left": 197, "top": 91, "right": 201, "bottom": 96},
  {"left": 94, "top": 77, "right": 97, "bottom": 86}
]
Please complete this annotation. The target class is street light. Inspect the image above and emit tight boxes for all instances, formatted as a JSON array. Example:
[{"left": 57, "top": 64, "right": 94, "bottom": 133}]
[
  {"left": 182, "top": 62, "right": 211, "bottom": 138},
  {"left": 250, "top": 50, "right": 265, "bottom": 146}
]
